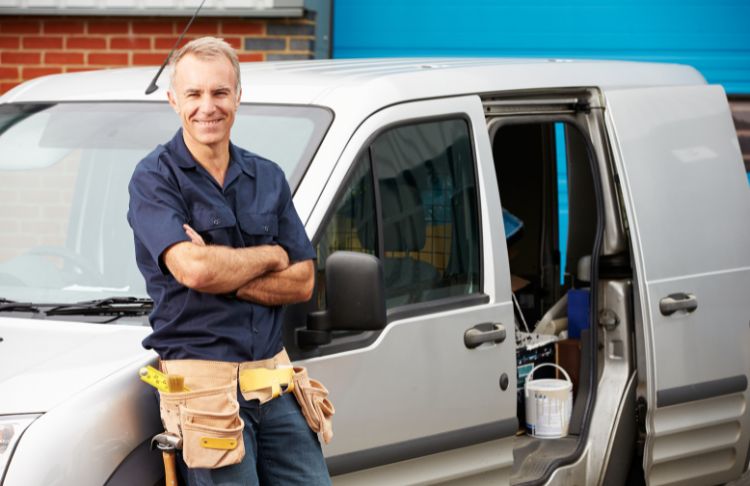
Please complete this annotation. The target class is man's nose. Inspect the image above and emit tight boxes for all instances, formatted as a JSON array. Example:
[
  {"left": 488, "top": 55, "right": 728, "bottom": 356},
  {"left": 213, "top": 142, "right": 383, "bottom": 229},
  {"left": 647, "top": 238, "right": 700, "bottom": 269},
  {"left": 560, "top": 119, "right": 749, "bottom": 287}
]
[{"left": 198, "top": 94, "right": 216, "bottom": 113}]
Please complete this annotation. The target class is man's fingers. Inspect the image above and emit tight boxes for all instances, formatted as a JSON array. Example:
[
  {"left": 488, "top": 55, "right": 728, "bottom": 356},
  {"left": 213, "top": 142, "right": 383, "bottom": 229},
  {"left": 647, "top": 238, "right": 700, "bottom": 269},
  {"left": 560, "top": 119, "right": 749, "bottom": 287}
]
[
  {"left": 183, "top": 224, "right": 206, "bottom": 246},
  {"left": 274, "top": 245, "right": 290, "bottom": 271}
]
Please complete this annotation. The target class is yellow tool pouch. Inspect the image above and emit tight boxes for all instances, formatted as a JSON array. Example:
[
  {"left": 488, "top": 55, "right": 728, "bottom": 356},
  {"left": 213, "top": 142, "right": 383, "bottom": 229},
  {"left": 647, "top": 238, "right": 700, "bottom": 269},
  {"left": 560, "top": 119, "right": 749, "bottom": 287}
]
[{"left": 158, "top": 360, "right": 245, "bottom": 469}]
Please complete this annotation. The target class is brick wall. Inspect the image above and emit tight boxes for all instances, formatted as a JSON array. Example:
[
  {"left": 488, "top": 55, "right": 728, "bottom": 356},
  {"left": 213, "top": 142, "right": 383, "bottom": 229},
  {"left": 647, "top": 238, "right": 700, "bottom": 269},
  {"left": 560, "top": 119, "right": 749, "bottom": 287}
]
[
  {"left": 0, "top": 14, "right": 316, "bottom": 95},
  {"left": 0, "top": 13, "right": 316, "bottom": 265}
]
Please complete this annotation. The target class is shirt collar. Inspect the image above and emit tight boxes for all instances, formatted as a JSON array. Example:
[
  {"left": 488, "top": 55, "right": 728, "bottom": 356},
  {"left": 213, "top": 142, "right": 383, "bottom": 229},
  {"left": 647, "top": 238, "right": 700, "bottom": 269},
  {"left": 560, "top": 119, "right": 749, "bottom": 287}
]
[
  {"left": 168, "top": 129, "right": 197, "bottom": 170},
  {"left": 229, "top": 142, "right": 256, "bottom": 178},
  {"left": 167, "top": 128, "right": 256, "bottom": 179}
]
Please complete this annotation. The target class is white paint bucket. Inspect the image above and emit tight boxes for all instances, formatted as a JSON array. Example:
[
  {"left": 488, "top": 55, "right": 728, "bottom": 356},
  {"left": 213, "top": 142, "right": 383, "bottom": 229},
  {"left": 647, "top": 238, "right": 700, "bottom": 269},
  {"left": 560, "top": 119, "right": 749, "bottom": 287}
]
[{"left": 524, "top": 363, "right": 573, "bottom": 438}]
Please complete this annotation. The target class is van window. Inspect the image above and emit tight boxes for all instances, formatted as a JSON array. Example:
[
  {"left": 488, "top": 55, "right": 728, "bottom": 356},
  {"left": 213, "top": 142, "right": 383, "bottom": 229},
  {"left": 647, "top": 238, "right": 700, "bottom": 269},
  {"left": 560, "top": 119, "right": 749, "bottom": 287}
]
[
  {"left": 315, "top": 117, "right": 481, "bottom": 311},
  {"left": 373, "top": 118, "right": 480, "bottom": 306},
  {"left": 315, "top": 150, "right": 377, "bottom": 307}
]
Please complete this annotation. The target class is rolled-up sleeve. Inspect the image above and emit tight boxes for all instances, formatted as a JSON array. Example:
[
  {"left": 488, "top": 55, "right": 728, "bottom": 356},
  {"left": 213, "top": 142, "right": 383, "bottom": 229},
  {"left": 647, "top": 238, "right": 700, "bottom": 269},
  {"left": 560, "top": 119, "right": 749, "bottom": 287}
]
[
  {"left": 128, "top": 160, "right": 190, "bottom": 273},
  {"left": 275, "top": 176, "right": 316, "bottom": 263}
]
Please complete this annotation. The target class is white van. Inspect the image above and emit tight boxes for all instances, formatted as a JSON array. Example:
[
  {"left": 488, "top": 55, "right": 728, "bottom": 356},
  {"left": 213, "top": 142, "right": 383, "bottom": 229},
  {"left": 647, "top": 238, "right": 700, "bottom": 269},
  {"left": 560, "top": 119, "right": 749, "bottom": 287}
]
[{"left": 0, "top": 58, "right": 748, "bottom": 486}]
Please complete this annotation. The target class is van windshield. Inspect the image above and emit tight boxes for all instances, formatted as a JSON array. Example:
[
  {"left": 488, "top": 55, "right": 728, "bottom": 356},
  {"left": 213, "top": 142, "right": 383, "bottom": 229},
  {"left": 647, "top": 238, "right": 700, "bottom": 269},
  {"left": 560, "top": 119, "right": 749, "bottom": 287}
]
[{"left": 0, "top": 102, "right": 331, "bottom": 307}]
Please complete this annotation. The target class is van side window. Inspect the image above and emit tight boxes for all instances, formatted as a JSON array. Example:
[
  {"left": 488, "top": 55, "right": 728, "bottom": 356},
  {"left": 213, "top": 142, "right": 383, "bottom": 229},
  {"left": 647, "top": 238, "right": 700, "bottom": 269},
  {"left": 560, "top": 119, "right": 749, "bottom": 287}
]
[
  {"left": 371, "top": 118, "right": 480, "bottom": 306},
  {"left": 315, "top": 150, "right": 376, "bottom": 308},
  {"left": 315, "top": 117, "right": 481, "bottom": 311}
]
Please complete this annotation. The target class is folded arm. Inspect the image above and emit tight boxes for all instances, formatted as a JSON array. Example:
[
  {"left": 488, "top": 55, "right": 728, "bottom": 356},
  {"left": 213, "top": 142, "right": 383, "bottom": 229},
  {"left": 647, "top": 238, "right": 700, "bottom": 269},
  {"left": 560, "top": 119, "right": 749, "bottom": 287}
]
[
  {"left": 163, "top": 224, "right": 289, "bottom": 294},
  {"left": 236, "top": 259, "right": 315, "bottom": 306}
]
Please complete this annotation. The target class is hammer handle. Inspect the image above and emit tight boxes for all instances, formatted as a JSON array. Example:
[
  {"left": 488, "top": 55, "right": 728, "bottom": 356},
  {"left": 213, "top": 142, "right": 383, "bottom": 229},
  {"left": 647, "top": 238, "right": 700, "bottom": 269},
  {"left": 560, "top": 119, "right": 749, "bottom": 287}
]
[{"left": 163, "top": 450, "right": 178, "bottom": 486}]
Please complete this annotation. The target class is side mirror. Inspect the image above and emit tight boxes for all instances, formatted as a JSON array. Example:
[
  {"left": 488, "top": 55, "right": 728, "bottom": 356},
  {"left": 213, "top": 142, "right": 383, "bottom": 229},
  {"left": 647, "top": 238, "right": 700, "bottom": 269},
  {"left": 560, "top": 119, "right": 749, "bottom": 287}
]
[{"left": 297, "top": 251, "right": 386, "bottom": 348}]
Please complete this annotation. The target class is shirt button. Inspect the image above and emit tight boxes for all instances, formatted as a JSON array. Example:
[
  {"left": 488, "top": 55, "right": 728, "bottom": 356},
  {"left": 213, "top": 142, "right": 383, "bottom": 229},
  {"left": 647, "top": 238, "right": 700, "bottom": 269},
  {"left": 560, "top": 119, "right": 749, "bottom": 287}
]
[
  {"left": 264, "top": 225, "right": 269, "bottom": 232},
  {"left": 253, "top": 328, "right": 259, "bottom": 334}
]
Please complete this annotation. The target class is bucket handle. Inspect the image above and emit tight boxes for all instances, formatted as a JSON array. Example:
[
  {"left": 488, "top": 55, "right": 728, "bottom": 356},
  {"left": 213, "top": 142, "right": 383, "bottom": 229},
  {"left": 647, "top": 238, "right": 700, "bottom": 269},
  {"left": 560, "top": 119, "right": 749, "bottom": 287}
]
[{"left": 527, "top": 363, "right": 572, "bottom": 384}]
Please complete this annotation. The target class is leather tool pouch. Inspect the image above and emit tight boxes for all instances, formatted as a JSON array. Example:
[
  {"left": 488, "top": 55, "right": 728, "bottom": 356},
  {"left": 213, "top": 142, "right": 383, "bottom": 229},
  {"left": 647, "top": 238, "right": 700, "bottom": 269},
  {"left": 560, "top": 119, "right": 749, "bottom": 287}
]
[
  {"left": 291, "top": 366, "right": 335, "bottom": 444},
  {"left": 159, "top": 360, "right": 245, "bottom": 469}
]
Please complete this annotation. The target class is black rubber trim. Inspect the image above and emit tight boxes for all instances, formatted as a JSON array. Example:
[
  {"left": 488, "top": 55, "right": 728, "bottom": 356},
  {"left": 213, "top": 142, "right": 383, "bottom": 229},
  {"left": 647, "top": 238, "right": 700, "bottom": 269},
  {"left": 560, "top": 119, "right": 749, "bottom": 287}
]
[
  {"left": 567, "top": 327, "right": 591, "bottom": 435},
  {"left": 657, "top": 375, "right": 748, "bottom": 408},
  {"left": 326, "top": 417, "right": 518, "bottom": 476}
]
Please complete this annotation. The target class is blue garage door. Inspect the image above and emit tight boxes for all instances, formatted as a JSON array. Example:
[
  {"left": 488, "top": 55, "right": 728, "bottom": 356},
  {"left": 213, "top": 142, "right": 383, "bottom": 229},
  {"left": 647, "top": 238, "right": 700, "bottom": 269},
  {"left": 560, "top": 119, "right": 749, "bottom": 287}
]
[{"left": 333, "top": 0, "right": 750, "bottom": 94}]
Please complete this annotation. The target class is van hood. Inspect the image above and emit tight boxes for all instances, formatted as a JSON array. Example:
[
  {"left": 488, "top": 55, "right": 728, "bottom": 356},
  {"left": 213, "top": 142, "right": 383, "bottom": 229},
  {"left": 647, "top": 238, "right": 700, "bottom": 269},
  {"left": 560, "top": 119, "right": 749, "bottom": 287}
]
[{"left": 0, "top": 317, "right": 154, "bottom": 414}]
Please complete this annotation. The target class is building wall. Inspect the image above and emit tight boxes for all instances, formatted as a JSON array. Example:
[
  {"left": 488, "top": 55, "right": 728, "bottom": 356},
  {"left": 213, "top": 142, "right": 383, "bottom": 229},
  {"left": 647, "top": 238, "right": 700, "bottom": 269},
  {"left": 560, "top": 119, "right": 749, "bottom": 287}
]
[
  {"left": 0, "top": 14, "right": 316, "bottom": 94},
  {"left": 333, "top": 0, "right": 750, "bottom": 94},
  {"left": 334, "top": 0, "right": 750, "bottom": 177}
]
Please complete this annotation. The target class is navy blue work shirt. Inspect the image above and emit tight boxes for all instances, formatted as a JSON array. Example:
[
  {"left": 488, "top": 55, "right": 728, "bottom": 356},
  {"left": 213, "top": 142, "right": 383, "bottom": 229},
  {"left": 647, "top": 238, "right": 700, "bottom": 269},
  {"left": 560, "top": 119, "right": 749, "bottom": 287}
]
[{"left": 127, "top": 129, "right": 316, "bottom": 362}]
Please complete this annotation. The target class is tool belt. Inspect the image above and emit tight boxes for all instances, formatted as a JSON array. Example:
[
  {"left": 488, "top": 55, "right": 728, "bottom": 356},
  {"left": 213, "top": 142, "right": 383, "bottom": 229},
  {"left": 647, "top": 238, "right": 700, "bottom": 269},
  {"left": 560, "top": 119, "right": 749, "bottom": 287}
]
[{"left": 155, "top": 349, "right": 334, "bottom": 469}]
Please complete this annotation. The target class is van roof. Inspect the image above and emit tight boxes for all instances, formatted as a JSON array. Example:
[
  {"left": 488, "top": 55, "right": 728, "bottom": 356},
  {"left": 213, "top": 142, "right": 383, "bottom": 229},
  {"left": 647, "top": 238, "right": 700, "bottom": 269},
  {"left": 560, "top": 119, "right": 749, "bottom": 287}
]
[{"left": 2, "top": 57, "right": 706, "bottom": 109}]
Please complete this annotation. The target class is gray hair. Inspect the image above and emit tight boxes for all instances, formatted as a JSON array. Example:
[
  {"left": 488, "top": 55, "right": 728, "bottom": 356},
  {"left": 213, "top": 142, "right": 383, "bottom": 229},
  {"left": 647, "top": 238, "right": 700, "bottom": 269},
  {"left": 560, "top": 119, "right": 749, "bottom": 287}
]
[{"left": 168, "top": 36, "right": 241, "bottom": 93}]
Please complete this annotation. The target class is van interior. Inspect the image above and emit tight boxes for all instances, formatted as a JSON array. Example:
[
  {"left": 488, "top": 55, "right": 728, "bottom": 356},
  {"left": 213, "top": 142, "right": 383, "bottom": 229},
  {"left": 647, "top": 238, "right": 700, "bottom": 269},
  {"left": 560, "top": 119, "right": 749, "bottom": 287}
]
[{"left": 489, "top": 117, "right": 600, "bottom": 483}]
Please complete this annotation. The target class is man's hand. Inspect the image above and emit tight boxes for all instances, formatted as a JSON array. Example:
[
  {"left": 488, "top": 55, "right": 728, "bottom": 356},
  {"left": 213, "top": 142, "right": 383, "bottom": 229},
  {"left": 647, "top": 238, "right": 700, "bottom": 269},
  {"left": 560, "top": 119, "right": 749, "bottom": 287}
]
[
  {"left": 236, "top": 259, "right": 315, "bottom": 306},
  {"left": 184, "top": 224, "right": 206, "bottom": 246},
  {"left": 269, "top": 244, "right": 289, "bottom": 272}
]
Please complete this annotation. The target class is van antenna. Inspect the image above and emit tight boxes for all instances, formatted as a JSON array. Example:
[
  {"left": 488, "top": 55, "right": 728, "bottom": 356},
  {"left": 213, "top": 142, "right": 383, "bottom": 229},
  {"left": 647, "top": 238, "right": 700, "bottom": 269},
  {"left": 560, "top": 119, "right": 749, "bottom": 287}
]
[{"left": 144, "top": 0, "right": 208, "bottom": 95}]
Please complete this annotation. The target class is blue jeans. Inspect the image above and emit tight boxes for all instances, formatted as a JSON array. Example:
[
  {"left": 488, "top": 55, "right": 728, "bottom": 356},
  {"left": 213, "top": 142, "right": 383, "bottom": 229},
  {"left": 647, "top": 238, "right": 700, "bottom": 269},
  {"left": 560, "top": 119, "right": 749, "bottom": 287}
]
[{"left": 179, "top": 393, "right": 331, "bottom": 486}]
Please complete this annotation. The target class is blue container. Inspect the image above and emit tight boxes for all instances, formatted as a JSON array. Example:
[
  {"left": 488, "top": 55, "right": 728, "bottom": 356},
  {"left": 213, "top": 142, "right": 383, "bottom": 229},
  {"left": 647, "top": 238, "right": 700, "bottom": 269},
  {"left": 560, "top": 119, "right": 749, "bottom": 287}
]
[{"left": 567, "top": 289, "right": 590, "bottom": 339}]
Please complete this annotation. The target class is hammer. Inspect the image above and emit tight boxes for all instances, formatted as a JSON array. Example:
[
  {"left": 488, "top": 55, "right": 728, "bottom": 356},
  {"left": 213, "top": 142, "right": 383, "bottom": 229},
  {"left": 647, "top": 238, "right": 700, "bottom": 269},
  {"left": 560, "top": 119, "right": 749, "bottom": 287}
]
[{"left": 151, "top": 432, "right": 182, "bottom": 486}]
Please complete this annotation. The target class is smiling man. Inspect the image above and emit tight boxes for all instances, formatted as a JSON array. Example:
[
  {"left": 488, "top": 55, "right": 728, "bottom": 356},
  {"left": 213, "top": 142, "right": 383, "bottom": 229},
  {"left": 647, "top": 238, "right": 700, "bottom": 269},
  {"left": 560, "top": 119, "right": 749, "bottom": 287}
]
[{"left": 127, "top": 37, "right": 331, "bottom": 485}]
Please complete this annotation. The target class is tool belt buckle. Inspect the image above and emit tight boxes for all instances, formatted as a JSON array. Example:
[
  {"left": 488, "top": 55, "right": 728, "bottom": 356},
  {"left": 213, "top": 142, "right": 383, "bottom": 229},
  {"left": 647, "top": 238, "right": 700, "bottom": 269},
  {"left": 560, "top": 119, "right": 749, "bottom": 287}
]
[{"left": 239, "top": 365, "right": 295, "bottom": 400}]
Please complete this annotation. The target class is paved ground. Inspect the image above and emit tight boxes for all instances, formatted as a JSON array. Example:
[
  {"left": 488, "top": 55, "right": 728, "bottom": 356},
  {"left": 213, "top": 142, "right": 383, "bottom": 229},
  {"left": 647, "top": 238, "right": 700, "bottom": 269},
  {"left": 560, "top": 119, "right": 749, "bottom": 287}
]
[{"left": 725, "top": 467, "right": 750, "bottom": 486}]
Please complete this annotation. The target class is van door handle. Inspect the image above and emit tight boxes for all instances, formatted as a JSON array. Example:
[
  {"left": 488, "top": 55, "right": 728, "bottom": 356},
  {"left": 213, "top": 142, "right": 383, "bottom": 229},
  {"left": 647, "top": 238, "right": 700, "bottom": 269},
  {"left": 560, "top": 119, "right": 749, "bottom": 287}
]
[
  {"left": 659, "top": 293, "right": 698, "bottom": 316},
  {"left": 464, "top": 323, "right": 506, "bottom": 349}
]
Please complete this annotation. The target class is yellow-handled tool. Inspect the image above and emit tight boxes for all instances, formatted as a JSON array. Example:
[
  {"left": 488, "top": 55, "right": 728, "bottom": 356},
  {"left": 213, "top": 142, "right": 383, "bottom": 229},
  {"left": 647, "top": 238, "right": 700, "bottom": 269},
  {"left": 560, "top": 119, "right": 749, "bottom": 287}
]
[{"left": 139, "top": 365, "right": 190, "bottom": 393}]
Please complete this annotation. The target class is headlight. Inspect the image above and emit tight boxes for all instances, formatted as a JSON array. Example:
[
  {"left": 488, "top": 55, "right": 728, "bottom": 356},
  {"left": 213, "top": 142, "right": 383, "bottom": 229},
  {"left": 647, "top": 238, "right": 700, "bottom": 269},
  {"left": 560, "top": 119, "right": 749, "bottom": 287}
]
[{"left": 0, "top": 414, "right": 40, "bottom": 480}]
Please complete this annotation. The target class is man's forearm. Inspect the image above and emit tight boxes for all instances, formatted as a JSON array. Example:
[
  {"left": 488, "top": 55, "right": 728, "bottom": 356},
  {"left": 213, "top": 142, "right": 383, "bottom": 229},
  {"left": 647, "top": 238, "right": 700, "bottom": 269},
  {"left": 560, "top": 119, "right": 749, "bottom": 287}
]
[
  {"left": 165, "top": 241, "right": 288, "bottom": 294},
  {"left": 236, "top": 260, "right": 314, "bottom": 306}
]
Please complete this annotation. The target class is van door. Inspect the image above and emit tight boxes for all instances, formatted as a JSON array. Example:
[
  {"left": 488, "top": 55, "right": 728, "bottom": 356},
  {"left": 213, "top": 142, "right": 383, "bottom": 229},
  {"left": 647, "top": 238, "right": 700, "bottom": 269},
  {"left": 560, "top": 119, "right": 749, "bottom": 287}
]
[
  {"left": 297, "top": 96, "right": 518, "bottom": 483},
  {"left": 604, "top": 85, "right": 750, "bottom": 486}
]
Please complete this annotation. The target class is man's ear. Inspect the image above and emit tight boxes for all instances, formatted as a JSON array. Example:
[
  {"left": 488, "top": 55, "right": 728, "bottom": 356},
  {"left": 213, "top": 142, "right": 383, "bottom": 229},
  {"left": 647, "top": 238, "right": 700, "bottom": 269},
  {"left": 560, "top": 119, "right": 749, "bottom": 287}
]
[
  {"left": 167, "top": 90, "right": 179, "bottom": 113},
  {"left": 235, "top": 87, "right": 242, "bottom": 106}
]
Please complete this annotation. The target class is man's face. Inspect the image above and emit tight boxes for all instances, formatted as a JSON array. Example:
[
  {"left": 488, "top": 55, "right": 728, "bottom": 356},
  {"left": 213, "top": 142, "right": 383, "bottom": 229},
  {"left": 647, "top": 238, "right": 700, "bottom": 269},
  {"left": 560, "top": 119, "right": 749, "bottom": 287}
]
[{"left": 168, "top": 53, "right": 241, "bottom": 148}]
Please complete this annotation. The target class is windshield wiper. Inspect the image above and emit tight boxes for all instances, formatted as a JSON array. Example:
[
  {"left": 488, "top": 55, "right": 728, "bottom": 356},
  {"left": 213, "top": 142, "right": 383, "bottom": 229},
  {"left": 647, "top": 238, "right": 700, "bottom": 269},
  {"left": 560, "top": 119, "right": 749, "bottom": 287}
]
[
  {"left": 45, "top": 297, "right": 153, "bottom": 317},
  {"left": 0, "top": 298, "right": 41, "bottom": 313}
]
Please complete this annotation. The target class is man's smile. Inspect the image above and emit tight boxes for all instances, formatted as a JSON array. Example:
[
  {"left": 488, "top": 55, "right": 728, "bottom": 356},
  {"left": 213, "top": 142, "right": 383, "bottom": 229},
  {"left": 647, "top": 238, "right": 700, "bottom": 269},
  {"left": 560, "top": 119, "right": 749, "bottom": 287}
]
[{"left": 194, "top": 118, "right": 224, "bottom": 126}]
